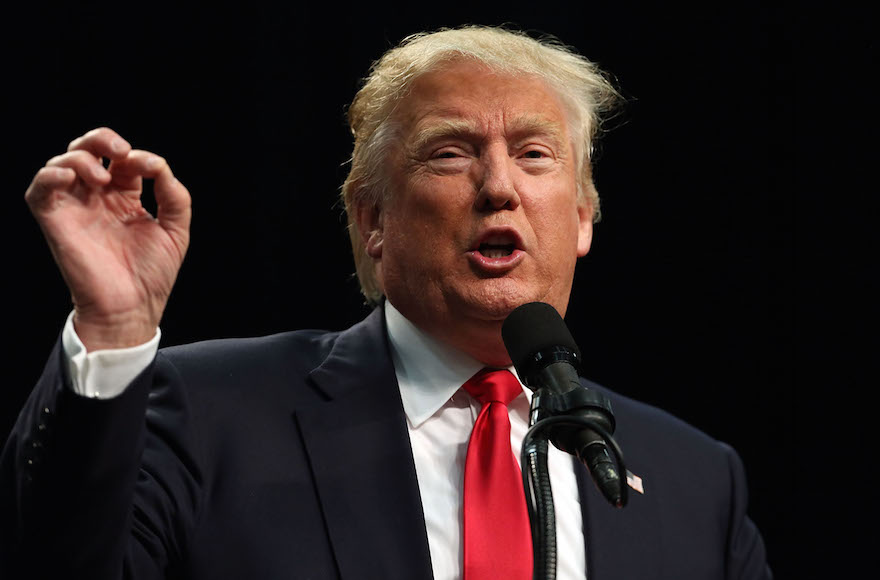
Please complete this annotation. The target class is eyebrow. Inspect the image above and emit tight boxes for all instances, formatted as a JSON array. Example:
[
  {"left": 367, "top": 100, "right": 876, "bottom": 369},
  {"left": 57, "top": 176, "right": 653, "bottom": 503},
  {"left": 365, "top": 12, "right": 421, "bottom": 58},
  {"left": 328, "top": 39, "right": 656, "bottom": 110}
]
[
  {"left": 408, "top": 114, "right": 567, "bottom": 153},
  {"left": 507, "top": 115, "right": 566, "bottom": 147},
  {"left": 408, "top": 118, "right": 481, "bottom": 153}
]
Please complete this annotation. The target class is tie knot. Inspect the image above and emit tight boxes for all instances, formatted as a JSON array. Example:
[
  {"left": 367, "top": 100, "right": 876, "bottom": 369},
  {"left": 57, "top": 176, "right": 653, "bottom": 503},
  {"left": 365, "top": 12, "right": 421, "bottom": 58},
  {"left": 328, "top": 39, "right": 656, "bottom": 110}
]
[{"left": 463, "top": 369, "right": 522, "bottom": 406}]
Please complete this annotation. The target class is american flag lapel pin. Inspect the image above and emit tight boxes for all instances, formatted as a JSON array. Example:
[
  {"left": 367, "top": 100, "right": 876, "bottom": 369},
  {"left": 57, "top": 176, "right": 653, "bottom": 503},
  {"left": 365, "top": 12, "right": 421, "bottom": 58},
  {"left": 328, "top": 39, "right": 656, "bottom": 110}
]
[{"left": 626, "top": 470, "right": 645, "bottom": 494}]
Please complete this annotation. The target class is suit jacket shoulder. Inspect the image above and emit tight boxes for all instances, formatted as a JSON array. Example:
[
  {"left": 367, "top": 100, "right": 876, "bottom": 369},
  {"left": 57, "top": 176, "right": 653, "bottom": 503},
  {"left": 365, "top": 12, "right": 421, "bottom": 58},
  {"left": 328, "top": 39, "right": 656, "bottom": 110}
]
[
  {"left": 2, "top": 309, "right": 434, "bottom": 579},
  {"left": 148, "top": 308, "right": 434, "bottom": 579},
  {"left": 577, "top": 379, "right": 771, "bottom": 579}
]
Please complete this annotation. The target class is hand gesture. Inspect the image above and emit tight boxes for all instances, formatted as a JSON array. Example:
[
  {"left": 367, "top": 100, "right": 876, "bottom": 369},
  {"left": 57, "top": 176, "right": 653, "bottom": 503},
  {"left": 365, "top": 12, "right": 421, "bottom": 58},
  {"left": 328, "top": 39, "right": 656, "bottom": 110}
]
[{"left": 25, "top": 128, "right": 192, "bottom": 351}]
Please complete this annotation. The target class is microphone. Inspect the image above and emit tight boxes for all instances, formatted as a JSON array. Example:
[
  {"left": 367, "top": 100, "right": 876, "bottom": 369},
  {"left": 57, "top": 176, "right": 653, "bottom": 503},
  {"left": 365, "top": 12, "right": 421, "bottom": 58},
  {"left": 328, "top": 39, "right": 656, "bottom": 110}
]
[{"left": 502, "top": 302, "right": 625, "bottom": 507}]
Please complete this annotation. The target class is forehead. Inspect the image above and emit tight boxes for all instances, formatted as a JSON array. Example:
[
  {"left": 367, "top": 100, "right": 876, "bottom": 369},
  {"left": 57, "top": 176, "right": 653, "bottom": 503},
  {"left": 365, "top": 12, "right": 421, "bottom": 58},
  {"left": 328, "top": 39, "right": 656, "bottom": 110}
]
[{"left": 393, "top": 60, "right": 572, "bottom": 142}]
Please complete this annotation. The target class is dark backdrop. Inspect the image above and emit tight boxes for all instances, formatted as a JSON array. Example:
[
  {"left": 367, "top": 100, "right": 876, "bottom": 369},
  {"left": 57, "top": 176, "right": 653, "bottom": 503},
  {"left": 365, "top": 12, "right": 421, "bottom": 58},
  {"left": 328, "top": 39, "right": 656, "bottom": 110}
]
[{"left": 3, "top": 3, "right": 874, "bottom": 577}]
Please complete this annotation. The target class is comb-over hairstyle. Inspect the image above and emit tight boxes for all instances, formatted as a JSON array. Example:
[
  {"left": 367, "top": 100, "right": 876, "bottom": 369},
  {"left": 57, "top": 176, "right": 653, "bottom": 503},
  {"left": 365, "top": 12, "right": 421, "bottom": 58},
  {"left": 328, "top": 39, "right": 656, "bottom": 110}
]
[{"left": 342, "top": 26, "right": 621, "bottom": 304}]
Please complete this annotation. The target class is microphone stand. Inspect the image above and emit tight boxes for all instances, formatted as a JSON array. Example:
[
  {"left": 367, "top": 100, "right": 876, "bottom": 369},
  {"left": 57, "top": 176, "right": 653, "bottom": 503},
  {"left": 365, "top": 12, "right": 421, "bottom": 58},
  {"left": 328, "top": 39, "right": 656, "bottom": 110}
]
[{"left": 521, "top": 389, "right": 628, "bottom": 580}]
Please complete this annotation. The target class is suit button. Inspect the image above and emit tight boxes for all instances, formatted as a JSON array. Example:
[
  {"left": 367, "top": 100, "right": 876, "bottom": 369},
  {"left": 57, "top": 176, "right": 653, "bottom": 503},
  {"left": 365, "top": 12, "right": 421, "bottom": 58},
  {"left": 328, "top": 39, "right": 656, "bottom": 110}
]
[
  {"left": 35, "top": 422, "right": 49, "bottom": 444},
  {"left": 23, "top": 436, "right": 43, "bottom": 450},
  {"left": 23, "top": 453, "right": 42, "bottom": 479},
  {"left": 36, "top": 406, "right": 53, "bottom": 436}
]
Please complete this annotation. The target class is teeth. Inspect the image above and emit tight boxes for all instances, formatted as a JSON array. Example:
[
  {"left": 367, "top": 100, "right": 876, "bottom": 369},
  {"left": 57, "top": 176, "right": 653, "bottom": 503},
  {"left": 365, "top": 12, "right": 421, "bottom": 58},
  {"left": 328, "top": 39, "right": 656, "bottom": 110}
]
[
  {"left": 476, "top": 232, "right": 517, "bottom": 259},
  {"left": 480, "top": 246, "right": 514, "bottom": 258},
  {"left": 484, "top": 249, "right": 509, "bottom": 258}
]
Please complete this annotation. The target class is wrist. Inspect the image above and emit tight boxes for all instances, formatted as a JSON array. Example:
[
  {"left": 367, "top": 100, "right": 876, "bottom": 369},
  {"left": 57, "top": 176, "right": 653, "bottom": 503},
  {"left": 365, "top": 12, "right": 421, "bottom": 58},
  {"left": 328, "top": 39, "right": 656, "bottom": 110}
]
[{"left": 72, "top": 310, "right": 159, "bottom": 352}]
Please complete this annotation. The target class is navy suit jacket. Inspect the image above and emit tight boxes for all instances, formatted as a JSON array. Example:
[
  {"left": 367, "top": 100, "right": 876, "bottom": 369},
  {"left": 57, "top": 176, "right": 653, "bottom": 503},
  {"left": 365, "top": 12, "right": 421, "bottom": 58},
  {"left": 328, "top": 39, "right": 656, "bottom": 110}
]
[{"left": 1, "top": 308, "right": 770, "bottom": 579}]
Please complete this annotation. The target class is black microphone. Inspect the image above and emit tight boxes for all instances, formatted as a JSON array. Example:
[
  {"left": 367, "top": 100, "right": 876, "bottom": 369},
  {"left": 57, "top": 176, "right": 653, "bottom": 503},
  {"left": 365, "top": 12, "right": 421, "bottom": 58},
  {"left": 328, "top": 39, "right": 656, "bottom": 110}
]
[{"left": 502, "top": 302, "right": 625, "bottom": 507}]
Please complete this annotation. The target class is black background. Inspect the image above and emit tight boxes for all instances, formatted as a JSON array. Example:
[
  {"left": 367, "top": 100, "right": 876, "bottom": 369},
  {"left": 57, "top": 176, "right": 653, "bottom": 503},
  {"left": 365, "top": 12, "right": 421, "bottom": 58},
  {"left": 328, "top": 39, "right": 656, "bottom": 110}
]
[{"left": 2, "top": 2, "right": 875, "bottom": 577}]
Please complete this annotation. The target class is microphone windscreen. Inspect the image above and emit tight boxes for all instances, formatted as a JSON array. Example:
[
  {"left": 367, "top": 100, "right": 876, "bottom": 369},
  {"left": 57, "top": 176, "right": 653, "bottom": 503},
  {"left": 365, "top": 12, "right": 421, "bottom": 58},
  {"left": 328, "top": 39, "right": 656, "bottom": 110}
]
[{"left": 501, "top": 302, "right": 581, "bottom": 376}]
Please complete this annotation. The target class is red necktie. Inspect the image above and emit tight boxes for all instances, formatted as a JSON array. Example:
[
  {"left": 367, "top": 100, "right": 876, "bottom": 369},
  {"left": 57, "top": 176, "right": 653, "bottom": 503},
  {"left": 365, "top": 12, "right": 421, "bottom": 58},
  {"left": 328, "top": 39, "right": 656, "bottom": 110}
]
[{"left": 462, "top": 368, "right": 532, "bottom": 580}]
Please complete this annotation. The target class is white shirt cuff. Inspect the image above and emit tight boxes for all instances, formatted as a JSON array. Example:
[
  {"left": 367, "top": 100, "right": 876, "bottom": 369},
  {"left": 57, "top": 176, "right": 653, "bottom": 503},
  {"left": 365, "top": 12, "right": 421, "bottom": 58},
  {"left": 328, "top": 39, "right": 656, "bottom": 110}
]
[{"left": 61, "top": 311, "right": 161, "bottom": 399}]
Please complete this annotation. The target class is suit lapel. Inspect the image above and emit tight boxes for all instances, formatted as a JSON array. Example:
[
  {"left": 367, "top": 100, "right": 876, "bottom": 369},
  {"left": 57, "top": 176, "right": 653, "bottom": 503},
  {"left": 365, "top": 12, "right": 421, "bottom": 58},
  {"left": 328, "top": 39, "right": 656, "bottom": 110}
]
[
  {"left": 295, "top": 309, "right": 664, "bottom": 579},
  {"left": 576, "top": 426, "right": 662, "bottom": 578},
  {"left": 295, "top": 309, "right": 434, "bottom": 579}
]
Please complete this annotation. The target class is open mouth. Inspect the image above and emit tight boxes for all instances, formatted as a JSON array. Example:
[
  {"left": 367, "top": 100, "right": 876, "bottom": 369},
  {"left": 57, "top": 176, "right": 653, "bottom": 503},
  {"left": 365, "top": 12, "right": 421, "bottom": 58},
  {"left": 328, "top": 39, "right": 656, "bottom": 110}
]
[
  {"left": 478, "top": 242, "right": 516, "bottom": 258},
  {"left": 471, "top": 230, "right": 524, "bottom": 263}
]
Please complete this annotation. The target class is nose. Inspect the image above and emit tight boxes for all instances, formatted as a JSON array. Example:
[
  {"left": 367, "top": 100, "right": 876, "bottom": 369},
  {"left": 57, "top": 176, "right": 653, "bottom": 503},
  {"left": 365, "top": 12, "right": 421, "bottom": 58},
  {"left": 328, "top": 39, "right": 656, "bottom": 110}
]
[{"left": 474, "top": 144, "right": 521, "bottom": 212}]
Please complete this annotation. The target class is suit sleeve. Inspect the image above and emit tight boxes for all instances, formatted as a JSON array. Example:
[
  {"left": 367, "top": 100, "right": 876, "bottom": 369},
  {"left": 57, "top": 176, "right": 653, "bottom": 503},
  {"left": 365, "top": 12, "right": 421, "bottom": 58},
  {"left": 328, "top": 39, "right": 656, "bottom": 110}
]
[
  {"left": 0, "top": 339, "right": 202, "bottom": 579},
  {"left": 722, "top": 442, "right": 773, "bottom": 580}
]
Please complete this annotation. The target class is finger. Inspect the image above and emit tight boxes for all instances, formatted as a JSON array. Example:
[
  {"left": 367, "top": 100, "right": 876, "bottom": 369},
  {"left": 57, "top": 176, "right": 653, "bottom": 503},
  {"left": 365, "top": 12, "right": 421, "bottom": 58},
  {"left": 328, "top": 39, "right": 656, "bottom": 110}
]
[
  {"left": 106, "top": 156, "right": 143, "bottom": 193},
  {"left": 109, "top": 151, "right": 192, "bottom": 232},
  {"left": 110, "top": 172, "right": 143, "bottom": 194},
  {"left": 67, "top": 127, "right": 132, "bottom": 161},
  {"left": 153, "top": 160, "right": 192, "bottom": 235},
  {"left": 106, "top": 149, "right": 164, "bottom": 177},
  {"left": 24, "top": 166, "right": 77, "bottom": 211},
  {"left": 106, "top": 149, "right": 165, "bottom": 195},
  {"left": 46, "top": 149, "right": 111, "bottom": 186}
]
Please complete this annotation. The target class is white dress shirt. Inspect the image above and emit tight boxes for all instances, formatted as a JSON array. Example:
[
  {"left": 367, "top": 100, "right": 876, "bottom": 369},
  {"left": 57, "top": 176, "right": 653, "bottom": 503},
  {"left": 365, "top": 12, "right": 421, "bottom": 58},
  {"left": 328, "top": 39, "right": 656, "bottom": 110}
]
[
  {"left": 61, "top": 304, "right": 587, "bottom": 579},
  {"left": 62, "top": 311, "right": 161, "bottom": 399},
  {"left": 384, "top": 301, "right": 586, "bottom": 580}
]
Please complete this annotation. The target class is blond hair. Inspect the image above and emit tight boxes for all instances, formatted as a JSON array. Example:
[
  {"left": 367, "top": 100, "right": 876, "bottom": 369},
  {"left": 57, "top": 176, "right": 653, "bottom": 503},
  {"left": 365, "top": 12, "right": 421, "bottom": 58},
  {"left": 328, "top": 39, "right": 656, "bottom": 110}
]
[{"left": 342, "top": 26, "right": 621, "bottom": 304}]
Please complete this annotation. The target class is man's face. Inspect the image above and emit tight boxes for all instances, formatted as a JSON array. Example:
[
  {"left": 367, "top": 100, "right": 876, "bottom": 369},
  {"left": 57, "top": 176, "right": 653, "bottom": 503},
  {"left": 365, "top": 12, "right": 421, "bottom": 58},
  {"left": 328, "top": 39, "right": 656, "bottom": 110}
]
[{"left": 359, "top": 61, "right": 593, "bottom": 365}]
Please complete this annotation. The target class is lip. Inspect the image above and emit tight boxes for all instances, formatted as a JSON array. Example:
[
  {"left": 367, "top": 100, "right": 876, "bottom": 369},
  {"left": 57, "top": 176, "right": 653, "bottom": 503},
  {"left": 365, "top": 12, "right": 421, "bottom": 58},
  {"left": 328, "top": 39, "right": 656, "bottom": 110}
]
[{"left": 466, "top": 226, "right": 526, "bottom": 274}]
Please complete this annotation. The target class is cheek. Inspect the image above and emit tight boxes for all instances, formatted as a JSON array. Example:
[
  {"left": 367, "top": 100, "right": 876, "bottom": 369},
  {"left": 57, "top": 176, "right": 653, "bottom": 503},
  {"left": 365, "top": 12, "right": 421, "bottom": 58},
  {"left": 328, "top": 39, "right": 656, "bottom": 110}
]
[
  {"left": 389, "top": 181, "right": 474, "bottom": 243},
  {"left": 533, "top": 200, "right": 581, "bottom": 242},
  {"left": 381, "top": 206, "right": 450, "bottom": 270}
]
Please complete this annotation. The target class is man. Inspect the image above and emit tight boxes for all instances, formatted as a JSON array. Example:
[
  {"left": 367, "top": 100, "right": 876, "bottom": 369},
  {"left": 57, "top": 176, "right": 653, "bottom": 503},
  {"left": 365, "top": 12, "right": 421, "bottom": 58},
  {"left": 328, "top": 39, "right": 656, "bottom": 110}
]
[{"left": 1, "top": 26, "right": 771, "bottom": 579}]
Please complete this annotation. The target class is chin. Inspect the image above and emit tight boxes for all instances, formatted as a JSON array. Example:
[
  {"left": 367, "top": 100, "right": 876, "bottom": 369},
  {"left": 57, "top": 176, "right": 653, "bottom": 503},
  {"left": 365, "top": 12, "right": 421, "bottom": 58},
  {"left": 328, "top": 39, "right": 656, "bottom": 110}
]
[{"left": 451, "top": 280, "right": 552, "bottom": 322}]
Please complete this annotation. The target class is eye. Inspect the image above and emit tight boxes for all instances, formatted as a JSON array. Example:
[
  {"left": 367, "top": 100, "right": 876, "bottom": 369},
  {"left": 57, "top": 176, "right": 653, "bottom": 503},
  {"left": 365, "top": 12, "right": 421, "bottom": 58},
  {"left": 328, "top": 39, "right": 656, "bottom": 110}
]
[
  {"left": 425, "top": 146, "right": 471, "bottom": 174},
  {"left": 518, "top": 146, "right": 554, "bottom": 163}
]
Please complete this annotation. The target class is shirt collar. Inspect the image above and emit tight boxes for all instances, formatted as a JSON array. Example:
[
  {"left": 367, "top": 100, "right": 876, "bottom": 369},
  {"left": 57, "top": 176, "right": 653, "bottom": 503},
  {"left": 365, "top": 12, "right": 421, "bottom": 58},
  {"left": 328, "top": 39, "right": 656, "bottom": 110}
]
[{"left": 384, "top": 301, "right": 526, "bottom": 428}]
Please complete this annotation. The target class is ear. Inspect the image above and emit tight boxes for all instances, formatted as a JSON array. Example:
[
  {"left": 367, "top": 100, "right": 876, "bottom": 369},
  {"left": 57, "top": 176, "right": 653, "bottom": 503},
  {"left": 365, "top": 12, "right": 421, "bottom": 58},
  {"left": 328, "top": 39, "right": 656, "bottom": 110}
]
[
  {"left": 576, "top": 200, "right": 594, "bottom": 258},
  {"left": 355, "top": 198, "right": 384, "bottom": 259}
]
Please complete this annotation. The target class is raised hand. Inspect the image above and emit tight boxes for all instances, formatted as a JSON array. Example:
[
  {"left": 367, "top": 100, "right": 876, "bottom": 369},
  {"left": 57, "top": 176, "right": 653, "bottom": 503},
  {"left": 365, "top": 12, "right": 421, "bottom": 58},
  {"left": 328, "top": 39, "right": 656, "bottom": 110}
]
[{"left": 25, "top": 128, "right": 192, "bottom": 351}]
